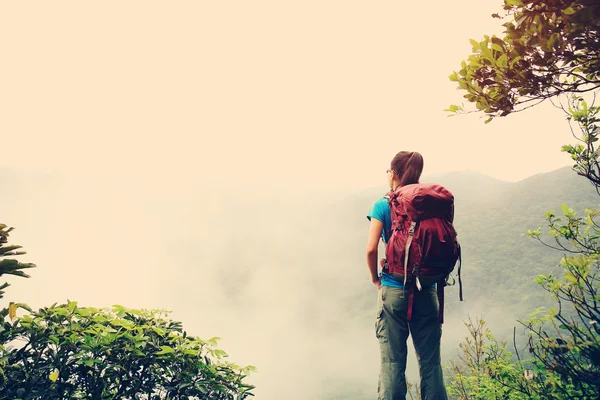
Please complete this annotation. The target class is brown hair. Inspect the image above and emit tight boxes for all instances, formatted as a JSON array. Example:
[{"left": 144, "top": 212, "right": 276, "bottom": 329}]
[{"left": 391, "top": 151, "right": 424, "bottom": 187}]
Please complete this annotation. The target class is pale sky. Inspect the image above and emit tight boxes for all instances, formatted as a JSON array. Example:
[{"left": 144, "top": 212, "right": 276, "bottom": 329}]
[
  {"left": 1, "top": 1, "right": 573, "bottom": 192},
  {"left": 0, "top": 2, "right": 578, "bottom": 399}
]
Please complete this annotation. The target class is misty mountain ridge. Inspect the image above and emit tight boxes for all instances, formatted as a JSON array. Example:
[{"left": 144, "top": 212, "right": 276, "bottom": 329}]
[{"left": 354, "top": 166, "right": 591, "bottom": 204}]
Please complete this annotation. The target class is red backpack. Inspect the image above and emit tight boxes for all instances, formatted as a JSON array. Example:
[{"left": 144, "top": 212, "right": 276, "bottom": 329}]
[{"left": 382, "top": 183, "right": 463, "bottom": 323}]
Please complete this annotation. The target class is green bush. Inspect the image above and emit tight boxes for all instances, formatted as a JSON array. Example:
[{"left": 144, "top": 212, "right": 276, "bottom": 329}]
[{"left": 0, "top": 302, "right": 255, "bottom": 399}]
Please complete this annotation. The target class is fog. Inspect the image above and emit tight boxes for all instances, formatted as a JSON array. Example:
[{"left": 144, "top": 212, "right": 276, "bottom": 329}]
[
  {"left": 4, "top": 170, "right": 379, "bottom": 398},
  {"left": 2, "top": 168, "right": 536, "bottom": 399},
  {"left": 0, "top": 0, "right": 578, "bottom": 398}
]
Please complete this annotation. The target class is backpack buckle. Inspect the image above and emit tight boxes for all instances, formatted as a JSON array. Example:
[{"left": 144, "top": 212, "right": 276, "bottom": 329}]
[
  {"left": 408, "top": 221, "right": 416, "bottom": 236},
  {"left": 411, "top": 264, "right": 420, "bottom": 276},
  {"left": 412, "top": 264, "right": 423, "bottom": 290}
]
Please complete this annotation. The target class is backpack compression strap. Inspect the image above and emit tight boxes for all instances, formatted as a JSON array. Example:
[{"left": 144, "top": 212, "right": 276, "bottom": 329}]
[
  {"left": 405, "top": 221, "right": 427, "bottom": 323},
  {"left": 403, "top": 221, "right": 417, "bottom": 288}
]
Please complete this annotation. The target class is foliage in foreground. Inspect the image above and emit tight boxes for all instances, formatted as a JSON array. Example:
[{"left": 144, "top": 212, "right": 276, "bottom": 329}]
[
  {"left": 447, "top": 0, "right": 600, "bottom": 122},
  {"left": 446, "top": 317, "right": 597, "bottom": 400},
  {"left": 0, "top": 224, "right": 35, "bottom": 299},
  {"left": 444, "top": 97, "right": 600, "bottom": 399},
  {"left": 0, "top": 302, "right": 255, "bottom": 399},
  {"left": 0, "top": 223, "right": 254, "bottom": 399},
  {"left": 445, "top": 1, "right": 600, "bottom": 397}
]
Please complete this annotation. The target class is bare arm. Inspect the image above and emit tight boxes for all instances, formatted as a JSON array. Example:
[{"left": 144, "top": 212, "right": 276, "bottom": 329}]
[{"left": 366, "top": 218, "right": 383, "bottom": 289}]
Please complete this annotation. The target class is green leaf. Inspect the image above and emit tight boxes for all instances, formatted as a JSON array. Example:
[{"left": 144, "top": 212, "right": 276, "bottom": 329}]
[
  {"left": 155, "top": 346, "right": 176, "bottom": 355},
  {"left": 561, "top": 204, "right": 573, "bottom": 214},
  {"left": 497, "top": 54, "right": 508, "bottom": 68},
  {"left": 49, "top": 370, "right": 59, "bottom": 382},
  {"left": 564, "top": 272, "right": 577, "bottom": 283},
  {"left": 491, "top": 43, "right": 503, "bottom": 52}
]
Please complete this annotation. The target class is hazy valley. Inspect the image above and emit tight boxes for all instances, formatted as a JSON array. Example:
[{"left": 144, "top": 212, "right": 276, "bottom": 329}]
[{"left": 1, "top": 165, "right": 597, "bottom": 399}]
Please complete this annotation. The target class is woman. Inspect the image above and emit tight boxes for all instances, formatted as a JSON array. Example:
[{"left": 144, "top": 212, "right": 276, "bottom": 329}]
[{"left": 366, "top": 151, "right": 448, "bottom": 400}]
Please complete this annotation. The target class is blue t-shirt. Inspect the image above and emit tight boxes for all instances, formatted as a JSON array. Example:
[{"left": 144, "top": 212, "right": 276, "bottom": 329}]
[{"left": 367, "top": 197, "right": 404, "bottom": 288}]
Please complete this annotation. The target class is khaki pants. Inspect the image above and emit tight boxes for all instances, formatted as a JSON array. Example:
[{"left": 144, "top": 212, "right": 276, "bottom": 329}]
[{"left": 376, "top": 285, "right": 448, "bottom": 400}]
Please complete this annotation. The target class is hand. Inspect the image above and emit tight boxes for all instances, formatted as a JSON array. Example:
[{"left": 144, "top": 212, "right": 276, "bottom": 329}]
[{"left": 373, "top": 278, "right": 381, "bottom": 290}]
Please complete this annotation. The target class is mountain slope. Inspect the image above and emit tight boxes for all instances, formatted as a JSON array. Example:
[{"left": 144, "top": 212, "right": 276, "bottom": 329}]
[
  {"left": 343, "top": 165, "right": 598, "bottom": 329},
  {"left": 324, "top": 166, "right": 598, "bottom": 399}
]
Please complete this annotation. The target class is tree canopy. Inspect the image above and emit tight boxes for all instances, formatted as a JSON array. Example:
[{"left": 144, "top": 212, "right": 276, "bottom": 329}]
[
  {"left": 447, "top": 0, "right": 600, "bottom": 122},
  {"left": 442, "top": 2, "right": 600, "bottom": 398}
]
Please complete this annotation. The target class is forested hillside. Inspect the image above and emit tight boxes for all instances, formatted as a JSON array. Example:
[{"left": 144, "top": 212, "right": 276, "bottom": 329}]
[
  {"left": 325, "top": 166, "right": 598, "bottom": 399},
  {"left": 445, "top": 167, "right": 598, "bottom": 316},
  {"left": 442, "top": 0, "right": 600, "bottom": 396},
  {"left": 341, "top": 166, "right": 597, "bottom": 324}
]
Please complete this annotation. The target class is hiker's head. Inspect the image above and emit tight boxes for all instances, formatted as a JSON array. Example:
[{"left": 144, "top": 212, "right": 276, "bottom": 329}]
[{"left": 388, "top": 151, "right": 424, "bottom": 189}]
